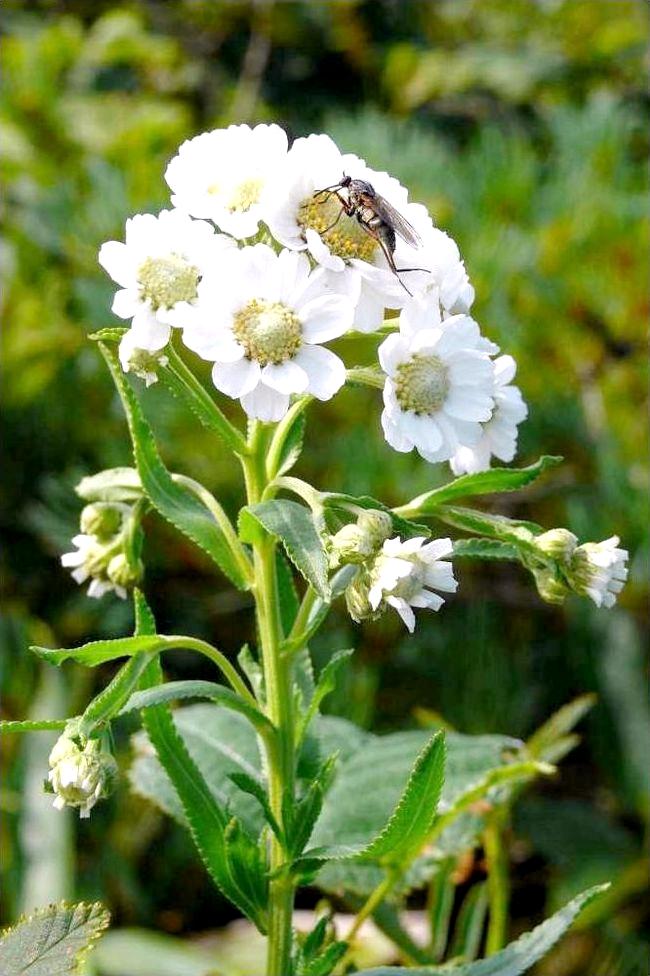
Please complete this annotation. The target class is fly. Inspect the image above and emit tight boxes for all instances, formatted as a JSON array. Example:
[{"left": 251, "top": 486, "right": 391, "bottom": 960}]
[{"left": 313, "top": 174, "right": 428, "bottom": 296}]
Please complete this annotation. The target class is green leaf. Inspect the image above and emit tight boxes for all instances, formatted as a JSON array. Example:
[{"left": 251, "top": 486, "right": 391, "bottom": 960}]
[
  {"left": 357, "top": 731, "right": 446, "bottom": 864},
  {"left": 76, "top": 467, "right": 143, "bottom": 504},
  {"left": 270, "top": 406, "right": 307, "bottom": 479},
  {"left": 229, "top": 772, "right": 282, "bottom": 841},
  {"left": 31, "top": 635, "right": 164, "bottom": 667},
  {"left": 131, "top": 596, "right": 267, "bottom": 930},
  {"left": 298, "top": 649, "right": 354, "bottom": 741},
  {"left": 239, "top": 499, "right": 330, "bottom": 600},
  {"left": 80, "top": 651, "right": 158, "bottom": 735},
  {"left": 0, "top": 719, "right": 68, "bottom": 734},
  {"left": 399, "top": 456, "right": 563, "bottom": 513},
  {"left": 351, "top": 885, "right": 608, "bottom": 975},
  {"left": 276, "top": 548, "right": 300, "bottom": 633},
  {"left": 99, "top": 342, "right": 249, "bottom": 589},
  {"left": 527, "top": 693, "right": 597, "bottom": 761},
  {"left": 429, "top": 858, "right": 456, "bottom": 961},
  {"left": 119, "top": 679, "right": 271, "bottom": 733},
  {"left": 88, "top": 326, "right": 127, "bottom": 342},
  {"left": 0, "top": 901, "right": 109, "bottom": 976},
  {"left": 453, "top": 539, "right": 520, "bottom": 561}
]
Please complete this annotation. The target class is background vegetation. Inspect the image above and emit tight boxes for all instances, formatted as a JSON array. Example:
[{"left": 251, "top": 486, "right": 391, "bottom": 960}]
[{"left": 1, "top": 2, "right": 648, "bottom": 974}]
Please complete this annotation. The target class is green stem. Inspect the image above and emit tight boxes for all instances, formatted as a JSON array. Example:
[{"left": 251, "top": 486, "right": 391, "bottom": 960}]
[
  {"left": 172, "top": 473, "right": 254, "bottom": 586},
  {"left": 160, "top": 636, "right": 257, "bottom": 706},
  {"left": 335, "top": 871, "right": 397, "bottom": 973},
  {"left": 243, "top": 423, "right": 296, "bottom": 976},
  {"left": 484, "top": 813, "right": 510, "bottom": 955}
]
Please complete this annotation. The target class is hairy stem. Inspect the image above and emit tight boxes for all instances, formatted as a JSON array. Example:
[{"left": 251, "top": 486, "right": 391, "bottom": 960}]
[
  {"left": 484, "top": 812, "right": 510, "bottom": 954},
  {"left": 243, "top": 423, "right": 296, "bottom": 976}
]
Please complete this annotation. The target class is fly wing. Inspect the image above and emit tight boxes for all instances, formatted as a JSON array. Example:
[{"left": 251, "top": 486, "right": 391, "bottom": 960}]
[{"left": 370, "top": 194, "right": 422, "bottom": 248}]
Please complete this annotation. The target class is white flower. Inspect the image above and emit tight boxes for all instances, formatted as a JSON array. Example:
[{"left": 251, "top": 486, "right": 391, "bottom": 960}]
[
  {"left": 569, "top": 536, "right": 629, "bottom": 609},
  {"left": 99, "top": 209, "right": 233, "bottom": 355},
  {"left": 379, "top": 308, "right": 495, "bottom": 464},
  {"left": 61, "top": 534, "right": 127, "bottom": 600},
  {"left": 450, "top": 355, "right": 528, "bottom": 474},
  {"left": 165, "top": 123, "right": 289, "bottom": 239},
  {"left": 118, "top": 328, "right": 169, "bottom": 387},
  {"left": 48, "top": 734, "right": 116, "bottom": 818},
  {"left": 368, "top": 536, "right": 458, "bottom": 632},
  {"left": 265, "top": 134, "right": 438, "bottom": 332},
  {"left": 181, "top": 245, "right": 353, "bottom": 421}
]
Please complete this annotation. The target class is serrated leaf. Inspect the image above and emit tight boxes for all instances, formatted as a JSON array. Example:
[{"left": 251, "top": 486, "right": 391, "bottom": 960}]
[
  {"left": 401, "top": 456, "right": 563, "bottom": 513},
  {"left": 120, "top": 679, "right": 271, "bottom": 733},
  {"left": 276, "top": 548, "right": 300, "bottom": 633},
  {"left": 453, "top": 539, "right": 520, "bottom": 561},
  {"left": 31, "top": 635, "right": 164, "bottom": 667},
  {"left": 99, "top": 342, "right": 249, "bottom": 589},
  {"left": 436, "top": 506, "right": 543, "bottom": 543},
  {"left": 273, "top": 409, "right": 306, "bottom": 478},
  {"left": 239, "top": 500, "right": 330, "bottom": 600},
  {"left": 80, "top": 651, "right": 158, "bottom": 735},
  {"left": 0, "top": 901, "right": 109, "bottom": 976},
  {"left": 229, "top": 772, "right": 282, "bottom": 840},
  {"left": 357, "top": 732, "right": 446, "bottom": 864},
  {"left": 351, "top": 885, "right": 608, "bottom": 975},
  {"left": 131, "top": 596, "right": 267, "bottom": 930},
  {"left": 298, "top": 649, "right": 354, "bottom": 740},
  {"left": 0, "top": 719, "right": 68, "bottom": 734},
  {"left": 88, "top": 326, "right": 127, "bottom": 342},
  {"left": 527, "top": 694, "right": 597, "bottom": 761}
]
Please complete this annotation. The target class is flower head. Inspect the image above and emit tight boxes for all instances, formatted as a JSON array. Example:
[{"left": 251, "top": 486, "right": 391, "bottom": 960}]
[
  {"left": 367, "top": 536, "right": 458, "bottom": 632},
  {"left": 450, "top": 355, "right": 528, "bottom": 474},
  {"left": 182, "top": 245, "right": 353, "bottom": 421},
  {"left": 379, "top": 307, "right": 495, "bottom": 464},
  {"left": 61, "top": 502, "right": 142, "bottom": 600},
  {"left": 118, "top": 328, "right": 169, "bottom": 387},
  {"left": 165, "top": 123, "right": 289, "bottom": 239},
  {"left": 265, "top": 134, "right": 438, "bottom": 332},
  {"left": 48, "top": 731, "right": 116, "bottom": 818},
  {"left": 569, "top": 536, "right": 629, "bottom": 608},
  {"left": 98, "top": 209, "right": 233, "bottom": 358}
]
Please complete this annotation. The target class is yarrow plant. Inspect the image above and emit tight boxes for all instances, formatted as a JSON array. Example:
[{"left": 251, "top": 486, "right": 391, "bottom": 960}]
[{"left": 2, "top": 123, "right": 627, "bottom": 976}]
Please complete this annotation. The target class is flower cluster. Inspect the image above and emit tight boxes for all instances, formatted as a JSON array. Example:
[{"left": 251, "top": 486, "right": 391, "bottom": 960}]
[
  {"left": 98, "top": 123, "right": 524, "bottom": 468},
  {"left": 47, "top": 724, "right": 117, "bottom": 818},
  {"left": 61, "top": 502, "right": 143, "bottom": 599}
]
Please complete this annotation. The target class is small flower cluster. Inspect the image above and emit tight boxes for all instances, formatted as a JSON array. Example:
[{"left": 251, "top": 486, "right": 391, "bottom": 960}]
[
  {"left": 330, "top": 511, "right": 457, "bottom": 632},
  {"left": 99, "top": 123, "right": 525, "bottom": 467},
  {"left": 531, "top": 529, "right": 629, "bottom": 609},
  {"left": 47, "top": 722, "right": 117, "bottom": 818},
  {"left": 61, "top": 502, "right": 143, "bottom": 599}
]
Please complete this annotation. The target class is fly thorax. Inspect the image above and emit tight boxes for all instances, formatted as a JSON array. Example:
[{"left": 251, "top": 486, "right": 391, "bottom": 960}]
[
  {"left": 226, "top": 178, "right": 264, "bottom": 213},
  {"left": 232, "top": 299, "right": 302, "bottom": 366},
  {"left": 298, "top": 194, "right": 377, "bottom": 262},
  {"left": 137, "top": 254, "right": 200, "bottom": 310},
  {"left": 394, "top": 354, "right": 450, "bottom": 415}
]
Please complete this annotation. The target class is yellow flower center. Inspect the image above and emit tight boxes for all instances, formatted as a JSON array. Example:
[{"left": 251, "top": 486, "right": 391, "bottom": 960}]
[
  {"left": 226, "top": 178, "right": 264, "bottom": 213},
  {"left": 232, "top": 299, "right": 302, "bottom": 366},
  {"left": 298, "top": 194, "right": 377, "bottom": 262},
  {"left": 137, "top": 254, "right": 200, "bottom": 310},
  {"left": 394, "top": 354, "right": 449, "bottom": 414}
]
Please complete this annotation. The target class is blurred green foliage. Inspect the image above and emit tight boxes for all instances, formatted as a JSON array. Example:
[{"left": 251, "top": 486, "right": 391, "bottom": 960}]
[{"left": 1, "top": 2, "right": 648, "bottom": 974}]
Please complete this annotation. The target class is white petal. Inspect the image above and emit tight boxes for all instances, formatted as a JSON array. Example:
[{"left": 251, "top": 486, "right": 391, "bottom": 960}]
[
  {"left": 386, "top": 597, "right": 416, "bottom": 632},
  {"left": 241, "top": 385, "right": 290, "bottom": 422},
  {"left": 98, "top": 241, "right": 136, "bottom": 288},
  {"left": 211, "top": 358, "right": 260, "bottom": 398},
  {"left": 300, "top": 296, "right": 353, "bottom": 342},
  {"left": 444, "top": 388, "right": 494, "bottom": 422},
  {"left": 294, "top": 346, "right": 346, "bottom": 400},
  {"left": 129, "top": 310, "right": 171, "bottom": 352},
  {"left": 378, "top": 333, "right": 409, "bottom": 375},
  {"left": 305, "top": 228, "right": 345, "bottom": 272},
  {"left": 111, "top": 289, "right": 139, "bottom": 319},
  {"left": 261, "top": 360, "right": 309, "bottom": 395},
  {"left": 421, "top": 538, "right": 454, "bottom": 560}
]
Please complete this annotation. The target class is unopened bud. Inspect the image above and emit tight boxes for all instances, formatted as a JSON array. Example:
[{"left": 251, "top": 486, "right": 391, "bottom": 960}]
[
  {"left": 80, "top": 503, "right": 123, "bottom": 540},
  {"left": 330, "top": 510, "right": 393, "bottom": 567},
  {"left": 48, "top": 733, "right": 117, "bottom": 818},
  {"left": 107, "top": 553, "right": 143, "bottom": 590},
  {"left": 344, "top": 570, "right": 381, "bottom": 623},
  {"left": 535, "top": 528, "right": 578, "bottom": 563},
  {"left": 531, "top": 566, "right": 569, "bottom": 605}
]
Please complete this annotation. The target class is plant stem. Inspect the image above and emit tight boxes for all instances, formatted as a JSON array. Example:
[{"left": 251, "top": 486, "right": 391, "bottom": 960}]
[
  {"left": 243, "top": 423, "right": 296, "bottom": 976},
  {"left": 335, "top": 870, "right": 397, "bottom": 973},
  {"left": 484, "top": 812, "right": 509, "bottom": 955}
]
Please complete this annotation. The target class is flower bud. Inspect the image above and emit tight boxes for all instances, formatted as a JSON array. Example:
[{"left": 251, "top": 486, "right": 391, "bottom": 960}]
[
  {"left": 119, "top": 333, "right": 169, "bottom": 387},
  {"left": 329, "top": 510, "right": 393, "bottom": 567},
  {"left": 80, "top": 503, "right": 123, "bottom": 540},
  {"left": 107, "top": 552, "right": 143, "bottom": 590},
  {"left": 344, "top": 570, "right": 380, "bottom": 623},
  {"left": 568, "top": 536, "right": 628, "bottom": 609},
  {"left": 535, "top": 528, "right": 578, "bottom": 563},
  {"left": 48, "top": 733, "right": 117, "bottom": 818}
]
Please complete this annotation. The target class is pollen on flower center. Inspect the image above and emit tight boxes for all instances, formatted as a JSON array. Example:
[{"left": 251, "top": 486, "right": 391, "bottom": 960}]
[
  {"left": 137, "top": 254, "right": 200, "bottom": 310},
  {"left": 394, "top": 354, "right": 450, "bottom": 415},
  {"left": 232, "top": 299, "right": 302, "bottom": 366},
  {"left": 227, "top": 178, "right": 264, "bottom": 213},
  {"left": 298, "top": 194, "right": 377, "bottom": 262}
]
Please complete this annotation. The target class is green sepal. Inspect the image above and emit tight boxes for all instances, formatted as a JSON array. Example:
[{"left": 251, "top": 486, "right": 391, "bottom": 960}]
[
  {"left": 99, "top": 342, "right": 250, "bottom": 590},
  {"left": 239, "top": 499, "right": 330, "bottom": 600}
]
